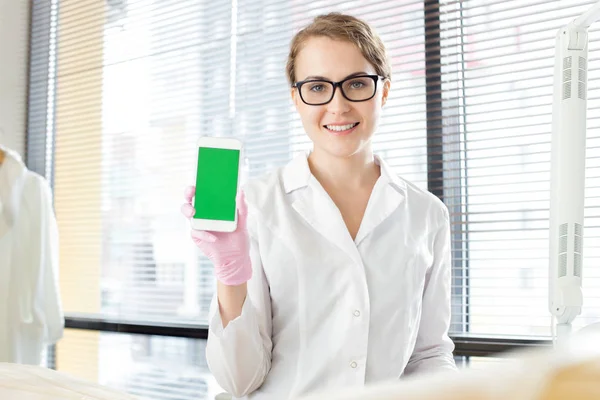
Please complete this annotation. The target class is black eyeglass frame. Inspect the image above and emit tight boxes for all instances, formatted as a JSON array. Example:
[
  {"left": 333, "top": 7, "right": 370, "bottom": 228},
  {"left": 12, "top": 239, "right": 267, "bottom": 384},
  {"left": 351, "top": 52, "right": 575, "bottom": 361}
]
[{"left": 292, "top": 74, "right": 386, "bottom": 106}]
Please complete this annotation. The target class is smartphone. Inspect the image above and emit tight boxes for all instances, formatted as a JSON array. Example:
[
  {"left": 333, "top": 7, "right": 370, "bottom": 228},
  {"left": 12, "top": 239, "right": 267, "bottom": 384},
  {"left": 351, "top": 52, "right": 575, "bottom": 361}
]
[{"left": 191, "top": 136, "right": 242, "bottom": 232}]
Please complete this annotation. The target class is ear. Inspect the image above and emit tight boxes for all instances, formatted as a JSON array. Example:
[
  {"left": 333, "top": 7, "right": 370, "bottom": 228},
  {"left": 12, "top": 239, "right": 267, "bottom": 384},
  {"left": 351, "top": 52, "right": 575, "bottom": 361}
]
[
  {"left": 291, "top": 87, "right": 301, "bottom": 110},
  {"left": 381, "top": 79, "right": 391, "bottom": 107}
]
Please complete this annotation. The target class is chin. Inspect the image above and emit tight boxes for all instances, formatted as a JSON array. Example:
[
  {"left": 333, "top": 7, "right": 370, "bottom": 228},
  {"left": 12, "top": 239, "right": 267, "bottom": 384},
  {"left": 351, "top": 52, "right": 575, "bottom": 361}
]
[{"left": 313, "top": 140, "right": 367, "bottom": 159}]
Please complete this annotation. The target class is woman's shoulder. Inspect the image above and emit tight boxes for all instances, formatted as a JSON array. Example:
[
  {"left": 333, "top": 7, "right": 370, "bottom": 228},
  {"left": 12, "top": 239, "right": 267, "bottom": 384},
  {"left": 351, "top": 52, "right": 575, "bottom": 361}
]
[
  {"left": 395, "top": 175, "right": 449, "bottom": 221},
  {"left": 377, "top": 154, "right": 447, "bottom": 218}
]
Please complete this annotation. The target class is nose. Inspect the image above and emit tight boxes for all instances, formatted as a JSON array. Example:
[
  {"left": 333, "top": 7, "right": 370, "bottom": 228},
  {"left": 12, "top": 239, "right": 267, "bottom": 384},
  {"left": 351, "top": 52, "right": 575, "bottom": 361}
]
[{"left": 326, "top": 86, "right": 350, "bottom": 114}]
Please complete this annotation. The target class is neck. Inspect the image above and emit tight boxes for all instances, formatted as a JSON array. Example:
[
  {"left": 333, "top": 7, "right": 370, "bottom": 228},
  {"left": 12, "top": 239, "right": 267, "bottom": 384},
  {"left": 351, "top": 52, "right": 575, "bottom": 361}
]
[{"left": 308, "top": 146, "right": 380, "bottom": 190}]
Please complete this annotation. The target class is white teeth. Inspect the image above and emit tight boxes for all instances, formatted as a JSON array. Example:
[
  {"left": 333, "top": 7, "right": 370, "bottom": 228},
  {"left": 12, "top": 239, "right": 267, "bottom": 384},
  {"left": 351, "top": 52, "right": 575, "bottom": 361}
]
[{"left": 325, "top": 123, "right": 358, "bottom": 132}]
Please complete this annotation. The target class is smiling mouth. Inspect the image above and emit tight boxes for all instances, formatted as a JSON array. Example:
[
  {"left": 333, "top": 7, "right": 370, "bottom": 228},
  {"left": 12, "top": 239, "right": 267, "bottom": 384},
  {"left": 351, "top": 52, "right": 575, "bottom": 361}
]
[{"left": 323, "top": 122, "right": 359, "bottom": 134}]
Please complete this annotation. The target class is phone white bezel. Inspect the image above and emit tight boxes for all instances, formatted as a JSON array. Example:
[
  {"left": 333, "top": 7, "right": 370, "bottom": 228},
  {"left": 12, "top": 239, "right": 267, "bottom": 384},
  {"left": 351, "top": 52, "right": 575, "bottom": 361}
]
[{"left": 191, "top": 136, "right": 242, "bottom": 233}]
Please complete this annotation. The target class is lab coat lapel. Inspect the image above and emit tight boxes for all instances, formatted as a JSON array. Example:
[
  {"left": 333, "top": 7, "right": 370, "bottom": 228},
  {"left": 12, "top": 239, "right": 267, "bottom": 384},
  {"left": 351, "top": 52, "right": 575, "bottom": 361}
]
[
  {"left": 283, "top": 153, "right": 364, "bottom": 267},
  {"left": 354, "top": 156, "right": 406, "bottom": 246},
  {"left": 292, "top": 180, "right": 364, "bottom": 266}
]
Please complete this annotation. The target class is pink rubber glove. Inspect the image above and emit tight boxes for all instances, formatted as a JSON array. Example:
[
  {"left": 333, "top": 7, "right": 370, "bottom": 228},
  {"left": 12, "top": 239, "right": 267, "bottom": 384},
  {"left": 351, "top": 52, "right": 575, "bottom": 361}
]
[{"left": 180, "top": 186, "right": 252, "bottom": 286}]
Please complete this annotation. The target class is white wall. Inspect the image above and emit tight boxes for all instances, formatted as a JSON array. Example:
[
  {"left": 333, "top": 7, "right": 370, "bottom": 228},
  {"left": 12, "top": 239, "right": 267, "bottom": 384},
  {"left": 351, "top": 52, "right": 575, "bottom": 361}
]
[{"left": 0, "top": 0, "right": 31, "bottom": 158}]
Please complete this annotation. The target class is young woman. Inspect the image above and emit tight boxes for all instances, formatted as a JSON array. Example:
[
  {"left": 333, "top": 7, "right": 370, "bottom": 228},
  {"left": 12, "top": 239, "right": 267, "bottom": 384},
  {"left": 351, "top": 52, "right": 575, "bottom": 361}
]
[{"left": 181, "top": 12, "right": 457, "bottom": 400}]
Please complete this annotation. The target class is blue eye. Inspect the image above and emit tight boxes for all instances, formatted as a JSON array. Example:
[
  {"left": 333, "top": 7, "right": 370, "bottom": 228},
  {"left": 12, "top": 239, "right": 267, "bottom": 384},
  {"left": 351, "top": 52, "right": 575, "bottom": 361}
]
[
  {"left": 348, "top": 79, "right": 367, "bottom": 89},
  {"left": 310, "top": 84, "right": 325, "bottom": 92}
]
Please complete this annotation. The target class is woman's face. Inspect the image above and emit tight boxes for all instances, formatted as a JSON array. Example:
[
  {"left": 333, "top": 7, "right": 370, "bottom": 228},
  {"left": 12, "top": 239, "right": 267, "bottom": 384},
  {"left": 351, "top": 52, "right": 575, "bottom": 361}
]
[{"left": 291, "top": 36, "right": 390, "bottom": 159}]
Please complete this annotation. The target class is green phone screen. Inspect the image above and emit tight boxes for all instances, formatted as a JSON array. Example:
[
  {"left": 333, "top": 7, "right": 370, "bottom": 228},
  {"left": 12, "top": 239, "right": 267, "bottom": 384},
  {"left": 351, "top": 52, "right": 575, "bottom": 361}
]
[{"left": 194, "top": 147, "right": 240, "bottom": 221}]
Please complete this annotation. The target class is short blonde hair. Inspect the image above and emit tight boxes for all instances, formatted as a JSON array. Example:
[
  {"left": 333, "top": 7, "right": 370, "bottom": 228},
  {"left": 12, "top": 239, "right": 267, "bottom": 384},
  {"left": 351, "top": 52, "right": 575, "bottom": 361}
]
[{"left": 286, "top": 12, "right": 392, "bottom": 85}]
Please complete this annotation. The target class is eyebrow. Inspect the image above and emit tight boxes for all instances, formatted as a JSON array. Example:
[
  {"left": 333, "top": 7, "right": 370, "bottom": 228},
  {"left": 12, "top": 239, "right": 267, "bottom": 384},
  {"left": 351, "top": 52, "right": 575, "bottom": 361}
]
[{"left": 301, "top": 71, "right": 370, "bottom": 81}]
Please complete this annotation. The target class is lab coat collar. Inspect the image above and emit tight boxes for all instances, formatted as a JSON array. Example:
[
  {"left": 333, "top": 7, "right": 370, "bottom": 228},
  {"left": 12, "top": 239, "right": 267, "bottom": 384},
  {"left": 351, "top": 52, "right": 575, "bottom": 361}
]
[
  {"left": 282, "top": 151, "right": 312, "bottom": 194},
  {"left": 375, "top": 155, "right": 407, "bottom": 195},
  {"left": 282, "top": 151, "right": 407, "bottom": 196},
  {"left": 283, "top": 151, "right": 407, "bottom": 265}
]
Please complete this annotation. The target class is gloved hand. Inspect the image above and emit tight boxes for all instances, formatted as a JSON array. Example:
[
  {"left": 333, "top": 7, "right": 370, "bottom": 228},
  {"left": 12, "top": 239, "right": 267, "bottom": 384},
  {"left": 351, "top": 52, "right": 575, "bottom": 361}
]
[{"left": 180, "top": 186, "right": 252, "bottom": 286}]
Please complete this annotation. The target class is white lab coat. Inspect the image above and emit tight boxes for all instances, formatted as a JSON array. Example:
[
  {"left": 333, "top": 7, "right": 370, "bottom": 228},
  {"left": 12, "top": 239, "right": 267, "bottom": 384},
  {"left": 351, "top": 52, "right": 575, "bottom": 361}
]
[
  {"left": 0, "top": 146, "right": 63, "bottom": 365},
  {"left": 206, "top": 152, "right": 456, "bottom": 400}
]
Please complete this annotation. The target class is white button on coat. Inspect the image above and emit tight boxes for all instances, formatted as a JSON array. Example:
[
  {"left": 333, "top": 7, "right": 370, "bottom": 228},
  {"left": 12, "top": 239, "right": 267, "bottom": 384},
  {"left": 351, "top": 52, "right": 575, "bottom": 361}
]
[{"left": 206, "top": 152, "right": 457, "bottom": 399}]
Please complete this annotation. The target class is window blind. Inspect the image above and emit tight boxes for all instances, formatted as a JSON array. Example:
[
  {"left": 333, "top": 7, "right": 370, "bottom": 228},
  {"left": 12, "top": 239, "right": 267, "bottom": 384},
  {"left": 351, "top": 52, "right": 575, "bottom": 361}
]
[
  {"left": 439, "top": 0, "right": 600, "bottom": 337},
  {"left": 44, "top": 0, "right": 429, "bottom": 324},
  {"left": 27, "top": 0, "right": 600, "bottom": 398},
  {"left": 29, "top": 0, "right": 429, "bottom": 398}
]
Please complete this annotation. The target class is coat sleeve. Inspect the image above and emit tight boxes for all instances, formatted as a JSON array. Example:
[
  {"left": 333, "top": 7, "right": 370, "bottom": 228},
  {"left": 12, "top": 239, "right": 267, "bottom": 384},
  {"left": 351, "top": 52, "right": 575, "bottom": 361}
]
[
  {"left": 205, "top": 215, "right": 273, "bottom": 398},
  {"left": 404, "top": 204, "right": 457, "bottom": 376},
  {"left": 27, "top": 175, "right": 64, "bottom": 345}
]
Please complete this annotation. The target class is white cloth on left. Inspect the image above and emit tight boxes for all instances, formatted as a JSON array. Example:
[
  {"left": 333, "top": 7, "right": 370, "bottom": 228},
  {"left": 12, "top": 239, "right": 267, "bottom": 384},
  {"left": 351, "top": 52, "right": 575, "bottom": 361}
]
[{"left": 0, "top": 146, "right": 64, "bottom": 365}]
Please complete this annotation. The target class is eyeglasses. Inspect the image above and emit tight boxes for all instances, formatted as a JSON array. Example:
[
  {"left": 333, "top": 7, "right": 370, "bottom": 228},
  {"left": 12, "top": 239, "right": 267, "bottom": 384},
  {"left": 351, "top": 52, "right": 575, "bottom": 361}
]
[{"left": 293, "top": 74, "right": 385, "bottom": 106}]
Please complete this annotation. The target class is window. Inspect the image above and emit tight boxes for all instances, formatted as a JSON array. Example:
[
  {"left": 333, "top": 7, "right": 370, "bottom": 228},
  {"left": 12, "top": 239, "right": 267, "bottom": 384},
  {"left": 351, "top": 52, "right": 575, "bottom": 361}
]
[
  {"left": 440, "top": 0, "right": 600, "bottom": 336},
  {"left": 58, "top": 330, "right": 221, "bottom": 400},
  {"left": 38, "top": 0, "right": 428, "bottom": 398},
  {"left": 27, "top": 0, "right": 600, "bottom": 398},
  {"left": 50, "top": 0, "right": 429, "bottom": 323}
]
